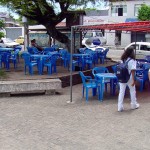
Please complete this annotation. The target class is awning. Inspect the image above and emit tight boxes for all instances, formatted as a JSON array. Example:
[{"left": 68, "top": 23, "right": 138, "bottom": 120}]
[{"left": 74, "top": 21, "right": 150, "bottom": 33}]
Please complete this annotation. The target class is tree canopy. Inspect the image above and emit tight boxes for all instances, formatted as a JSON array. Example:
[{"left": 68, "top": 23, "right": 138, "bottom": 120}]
[
  {"left": 138, "top": 4, "right": 150, "bottom": 21},
  {"left": 0, "top": 0, "right": 105, "bottom": 48}
]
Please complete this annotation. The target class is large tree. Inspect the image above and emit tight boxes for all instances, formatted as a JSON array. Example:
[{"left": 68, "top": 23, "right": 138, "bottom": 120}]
[
  {"left": 138, "top": 4, "right": 150, "bottom": 21},
  {"left": 0, "top": 0, "right": 104, "bottom": 48}
]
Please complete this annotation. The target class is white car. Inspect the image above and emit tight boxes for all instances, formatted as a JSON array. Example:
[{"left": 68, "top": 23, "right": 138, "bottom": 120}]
[
  {"left": 0, "top": 38, "right": 20, "bottom": 48},
  {"left": 125, "top": 42, "right": 150, "bottom": 59}
]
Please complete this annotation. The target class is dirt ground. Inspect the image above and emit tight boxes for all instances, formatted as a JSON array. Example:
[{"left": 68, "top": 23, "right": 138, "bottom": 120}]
[{"left": 1, "top": 57, "right": 117, "bottom": 81}]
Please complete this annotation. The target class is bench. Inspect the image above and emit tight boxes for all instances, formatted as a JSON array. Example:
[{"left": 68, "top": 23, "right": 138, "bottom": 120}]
[{"left": 0, "top": 79, "right": 62, "bottom": 97}]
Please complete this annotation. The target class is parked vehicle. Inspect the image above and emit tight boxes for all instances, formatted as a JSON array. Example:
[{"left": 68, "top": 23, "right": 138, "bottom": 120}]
[
  {"left": 14, "top": 36, "right": 24, "bottom": 45},
  {"left": 125, "top": 42, "right": 150, "bottom": 59},
  {"left": 82, "top": 30, "right": 107, "bottom": 47},
  {"left": 0, "top": 38, "right": 20, "bottom": 48}
]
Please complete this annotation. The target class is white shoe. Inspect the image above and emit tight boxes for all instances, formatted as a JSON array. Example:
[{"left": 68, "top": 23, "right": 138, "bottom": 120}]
[
  {"left": 131, "top": 103, "right": 140, "bottom": 110},
  {"left": 118, "top": 107, "right": 124, "bottom": 112}
]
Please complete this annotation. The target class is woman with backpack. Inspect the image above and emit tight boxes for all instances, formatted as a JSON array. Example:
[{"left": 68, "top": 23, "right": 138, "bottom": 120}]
[{"left": 118, "top": 46, "right": 140, "bottom": 112}]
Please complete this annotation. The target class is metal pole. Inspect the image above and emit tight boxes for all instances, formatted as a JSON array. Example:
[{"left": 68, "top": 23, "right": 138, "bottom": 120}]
[
  {"left": 135, "top": 32, "right": 137, "bottom": 59},
  {"left": 69, "top": 26, "right": 74, "bottom": 103}
]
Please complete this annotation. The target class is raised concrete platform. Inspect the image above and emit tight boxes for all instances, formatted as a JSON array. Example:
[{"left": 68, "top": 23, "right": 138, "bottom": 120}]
[{"left": 0, "top": 79, "right": 62, "bottom": 96}]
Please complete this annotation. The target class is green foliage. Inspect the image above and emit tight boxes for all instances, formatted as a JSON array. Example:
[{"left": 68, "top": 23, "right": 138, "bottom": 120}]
[
  {"left": 138, "top": 4, "right": 150, "bottom": 21},
  {"left": 0, "top": 69, "right": 7, "bottom": 79},
  {"left": 0, "top": 32, "right": 4, "bottom": 39},
  {"left": 0, "top": 0, "right": 101, "bottom": 23},
  {"left": 0, "top": 20, "right": 5, "bottom": 29}
]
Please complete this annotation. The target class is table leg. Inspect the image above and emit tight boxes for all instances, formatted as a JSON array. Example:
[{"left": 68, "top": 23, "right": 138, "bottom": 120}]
[{"left": 38, "top": 58, "right": 43, "bottom": 75}]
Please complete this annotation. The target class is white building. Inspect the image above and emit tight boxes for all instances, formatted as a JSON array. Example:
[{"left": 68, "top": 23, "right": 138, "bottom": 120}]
[{"left": 84, "top": 0, "right": 150, "bottom": 47}]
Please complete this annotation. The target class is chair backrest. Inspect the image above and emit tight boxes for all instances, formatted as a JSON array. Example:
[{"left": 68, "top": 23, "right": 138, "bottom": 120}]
[
  {"left": 48, "top": 54, "right": 60, "bottom": 65},
  {"left": 136, "top": 68, "right": 149, "bottom": 81},
  {"left": 59, "top": 49, "right": 67, "bottom": 55},
  {"left": 51, "top": 44, "right": 59, "bottom": 50},
  {"left": 32, "top": 47, "right": 41, "bottom": 54},
  {"left": 92, "top": 66, "right": 109, "bottom": 76},
  {"left": 14, "top": 46, "right": 22, "bottom": 51},
  {"left": 1, "top": 52, "right": 10, "bottom": 62},
  {"left": 27, "top": 47, "right": 34, "bottom": 54},
  {"left": 22, "top": 54, "right": 31, "bottom": 65},
  {"left": 84, "top": 48, "right": 93, "bottom": 54},
  {"left": 104, "top": 48, "right": 109, "bottom": 58},
  {"left": 112, "top": 65, "right": 117, "bottom": 73},
  {"left": 79, "top": 71, "right": 87, "bottom": 86},
  {"left": 95, "top": 48, "right": 104, "bottom": 52},
  {"left": 136, "top": 59, "right": 148, "bottom": 63},
  {"left": 79, "top": 48, "right": 85, "bottom": 54},
  {"left": 145, "top": 55, "right": 150, "bottom": 62},
  {"left": 44, "top": 47, "right": 55, "bottom": 52}
]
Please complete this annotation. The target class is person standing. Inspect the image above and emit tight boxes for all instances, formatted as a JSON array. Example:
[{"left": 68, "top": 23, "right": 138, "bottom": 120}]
[{"left": 118, "top": 46, "right": 140, "bottom": 112}]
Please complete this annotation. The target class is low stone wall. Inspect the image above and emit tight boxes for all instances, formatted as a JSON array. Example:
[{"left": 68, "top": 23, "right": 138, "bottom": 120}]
[{"left": 0, "top": 79, "right": 62, "bottom": 96}]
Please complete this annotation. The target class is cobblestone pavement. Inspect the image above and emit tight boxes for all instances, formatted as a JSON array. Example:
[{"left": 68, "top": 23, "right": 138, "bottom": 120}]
[{"left": 0, "top": 83, "right": 150, "bottom": 150}]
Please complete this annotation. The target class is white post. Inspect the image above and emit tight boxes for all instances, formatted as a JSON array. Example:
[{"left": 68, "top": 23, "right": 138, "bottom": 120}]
[{"left": 22, "top": 16, "right": 28, "bottom": 51}]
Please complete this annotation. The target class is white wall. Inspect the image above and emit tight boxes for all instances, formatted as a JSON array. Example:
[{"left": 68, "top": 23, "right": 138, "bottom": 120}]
[
  {"left": 105, "top": 30, "right": 116, "bottom": 46},
  {"left": 121, "top": 31, "right": 131, "bottom": 47}
]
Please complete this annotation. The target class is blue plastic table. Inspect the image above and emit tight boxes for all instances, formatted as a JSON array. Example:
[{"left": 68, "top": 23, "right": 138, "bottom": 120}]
[
  {"left": 95, "top": 73, "right": 117, "bottom": 100},
  {"left": 0, "top": 48, "right": 14, "bottom": 52}
]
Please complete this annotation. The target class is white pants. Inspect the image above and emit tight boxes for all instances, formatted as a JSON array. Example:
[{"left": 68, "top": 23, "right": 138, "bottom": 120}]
[{"left": 118, "top": 77, "right": 138, "bottom": 110}]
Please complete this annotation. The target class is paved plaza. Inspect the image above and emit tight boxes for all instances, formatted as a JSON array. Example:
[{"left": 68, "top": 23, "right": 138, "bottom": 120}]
[{"left": 0, "top": 83, "right": 150, "bottom": 150}]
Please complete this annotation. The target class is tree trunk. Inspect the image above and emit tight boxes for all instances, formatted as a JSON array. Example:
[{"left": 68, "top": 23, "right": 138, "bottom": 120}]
[{"left": 44, "top": 24, "right": 71, "bottom": 50}]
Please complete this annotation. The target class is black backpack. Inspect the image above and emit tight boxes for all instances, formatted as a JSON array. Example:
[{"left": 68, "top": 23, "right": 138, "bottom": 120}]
[{"left": 116, "top": 59, "right": 131, "bottom": 83}]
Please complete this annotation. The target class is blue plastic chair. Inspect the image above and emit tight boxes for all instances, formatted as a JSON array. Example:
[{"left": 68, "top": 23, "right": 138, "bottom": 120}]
[
  {"left": 8, "top": 49, "right": 21, "bottom": 69},
  {"left": 59, "top": 49, "right": 68, "bottom": 67},
  {"left": 135, "top": 66, "right": 149, "bottom": 92},
  {"left": 22, "top": 54, "right": 38, "bottom": 75},
  {"left": 84, "top": 49, "right": 97, "bottom": 69},
  {"left": 111, "top": 64, "right": 120, "bottom": 91},
  {"left": 0, "top": 54, "right": 2, "bottom": 69},
  {"left": 65, "top": 53, "right": 79, "bottom": 71},
  {"left": 1, "top": 52, "right": 10, "bottom": 70},
  {"left": 43, "top": 54, "right": 59, "bottom": 75},
  {"left": 98, "top": 48, "right": 109, "bottom": 64},
  {"left": 79, "top": 71, "right": 101, "bottom": 101}
]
